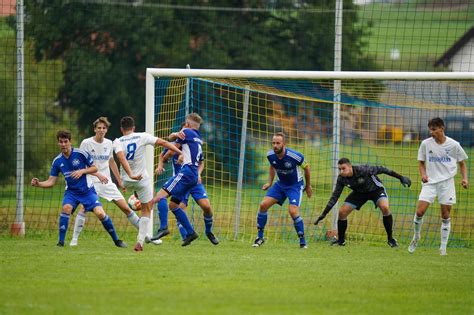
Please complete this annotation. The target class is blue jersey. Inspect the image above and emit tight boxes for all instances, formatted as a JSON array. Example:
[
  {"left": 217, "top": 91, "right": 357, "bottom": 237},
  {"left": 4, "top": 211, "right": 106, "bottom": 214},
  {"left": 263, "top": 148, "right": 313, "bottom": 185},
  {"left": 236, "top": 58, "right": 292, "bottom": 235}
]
[
  {"left": 163, "top": 141, "right": 204, "bottom": 176},
  {"left": 50, "top": 148, "right": 94, "bottom": 194},
  {"left": 176, "top": 128, "right": 203, "bottom": 176},
  {"left": 267, "top": 148, "right": 305, "bottom": 187}
]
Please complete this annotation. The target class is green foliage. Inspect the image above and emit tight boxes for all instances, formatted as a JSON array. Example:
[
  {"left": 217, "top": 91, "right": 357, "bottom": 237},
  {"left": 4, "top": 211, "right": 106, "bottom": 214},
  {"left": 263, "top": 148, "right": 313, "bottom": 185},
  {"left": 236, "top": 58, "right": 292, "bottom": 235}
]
[
  {"left": 24, "top": 0, "right": 377, "bottom": 138},
  {"left": 0, "top": 238, "right": 472, "bottom": 314}
]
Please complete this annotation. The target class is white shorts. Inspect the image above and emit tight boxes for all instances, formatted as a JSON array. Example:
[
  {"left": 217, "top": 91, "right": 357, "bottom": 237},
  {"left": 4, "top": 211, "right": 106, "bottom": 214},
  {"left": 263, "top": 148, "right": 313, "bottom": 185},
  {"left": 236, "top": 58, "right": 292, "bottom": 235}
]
[
  {"left": 418, "top": 177, "right": 456, "bottom": 205},
  {"left": 123, "top": 178, "right": 153, "bottom": 204},
  {"left": 92, "top": 181, "right": 125, "bottom": 202}
]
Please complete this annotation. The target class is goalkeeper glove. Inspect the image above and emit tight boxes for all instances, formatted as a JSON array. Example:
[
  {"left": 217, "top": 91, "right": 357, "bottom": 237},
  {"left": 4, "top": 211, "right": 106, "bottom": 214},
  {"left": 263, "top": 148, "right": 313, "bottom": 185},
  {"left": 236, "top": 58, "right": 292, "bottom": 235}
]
[
  {"left": 314, "top": 214, "right": 326, "bottom": 225},
  {"left": 400, "top": 176, "right": 412, "bottom": 187}
]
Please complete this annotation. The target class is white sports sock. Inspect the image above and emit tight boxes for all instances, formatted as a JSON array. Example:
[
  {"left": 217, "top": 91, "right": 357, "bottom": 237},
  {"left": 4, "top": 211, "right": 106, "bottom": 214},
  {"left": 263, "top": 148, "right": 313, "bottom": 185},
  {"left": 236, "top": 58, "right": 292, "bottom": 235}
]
[
  {"left": 72, "top": 213, "right": 86, "bottom": 240},
  {"left": 440, "top": 218, "right": 451, "bottom": 248},
  {"left": 413, "top": 215, "right": 423, "bottom": 239},
  {"left": 127, "top": 211, "right": 140, "bottom": 229},
  {"left": 137, "top": 217, "right": 150, "bottom": 244}
]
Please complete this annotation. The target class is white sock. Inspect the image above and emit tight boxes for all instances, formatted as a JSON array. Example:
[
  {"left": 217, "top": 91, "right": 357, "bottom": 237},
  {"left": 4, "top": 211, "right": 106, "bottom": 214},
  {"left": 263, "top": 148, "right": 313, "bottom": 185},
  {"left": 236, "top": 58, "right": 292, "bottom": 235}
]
[
  {"left": 137, "top": 217, "right": 150, "bottom": 244},
  {"left": 440, "top": 218, "right": 451, "bottom": 248},
  {"left": 413, "top": 215, "right": 423, "bottom": 239},
  {"left": 72, "top": 213, "right": 86, "bottom": 240},
  {"left": 127, "top": 211, "right": 140, "bottom": 229}
]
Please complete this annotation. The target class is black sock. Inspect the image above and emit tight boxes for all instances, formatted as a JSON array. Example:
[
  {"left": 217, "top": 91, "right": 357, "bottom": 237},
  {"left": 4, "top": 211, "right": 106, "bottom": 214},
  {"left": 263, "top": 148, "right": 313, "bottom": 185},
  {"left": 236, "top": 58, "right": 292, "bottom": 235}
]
[
  {"left": 383, "top": 214, "right": 393, "bottom": 240},
  {"left": 337, "top": 219, "right": 347, "bottom": 243}
]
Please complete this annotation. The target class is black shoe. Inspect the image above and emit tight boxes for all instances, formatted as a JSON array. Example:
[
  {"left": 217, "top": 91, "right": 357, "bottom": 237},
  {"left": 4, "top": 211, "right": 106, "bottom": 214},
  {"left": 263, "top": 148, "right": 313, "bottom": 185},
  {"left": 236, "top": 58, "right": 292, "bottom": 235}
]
[
  {"left": 387, "top": 238, "right": 399, "bottom": 248},
  {"left": 57, "top": 241, "right": 64, "bottom": 247},
  {"left": 300, "top": 244, "right": 308, "bottom": 249},
  {"left": 150, "top": 228, "right": 170, "bottom": 241},
  {"left": 182, "top": 232, "right": 199, "bottom": 246},
  {"left": 206, "top": 232, "right": 219, "bottom": 245},
  {"left": 252, "top": 237, "right": 265, "bottom": 247},
  {"left": 114, "top": 239, "right": 128, "bottom": 248},
  {"left": 329, "top": 237, "right": 345, "bottom": 246}
]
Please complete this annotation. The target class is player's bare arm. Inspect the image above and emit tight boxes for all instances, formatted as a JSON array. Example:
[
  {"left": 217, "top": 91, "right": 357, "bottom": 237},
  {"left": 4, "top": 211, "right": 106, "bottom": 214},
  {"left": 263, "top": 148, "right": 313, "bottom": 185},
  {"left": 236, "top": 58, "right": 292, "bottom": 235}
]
[
  {"left": 418, "top": 160, "right": 428, "bottom": 183},
  {"left": 155, "top": 152, "right": 166, "bottom": 176},
  {"left": 71, "top": 165, "right": 98, "bottom": 180},
  {"left": 108, "top": 157, "right": 124, "bottom": 189},
  {"left": 302, "top": 162, "right": 312, "bottom": 198},
  {"left": 262, "top": 166, "right": 275, "bottom": 190},
  {"left": 115, "top": 151, "right": 143, "bottom": 181},
  {"left": 459, "top": 160, "right": 469, "bottom": 189},
  {"left": 198, "top": 161, "right": 205, "bottom": 184},
  {"left": 31, "top": 175, "right": 58, "bottom": 188}
]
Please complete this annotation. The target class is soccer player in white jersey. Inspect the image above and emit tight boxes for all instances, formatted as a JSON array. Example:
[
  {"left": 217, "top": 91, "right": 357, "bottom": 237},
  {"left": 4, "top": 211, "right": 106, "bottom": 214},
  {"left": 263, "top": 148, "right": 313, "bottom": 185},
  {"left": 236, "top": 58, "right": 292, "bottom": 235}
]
[
  {"left": 113, "top": 116, "right": 183, "bottom": 252},
  {"left": 409, "top": 117, "right": 468, "bottom": 255},
  {"left": 70, "top": 117, "right": 158, "bottom": 246},
  {"left": 252, "top": 132, "right": 312, "bottom": 248}
]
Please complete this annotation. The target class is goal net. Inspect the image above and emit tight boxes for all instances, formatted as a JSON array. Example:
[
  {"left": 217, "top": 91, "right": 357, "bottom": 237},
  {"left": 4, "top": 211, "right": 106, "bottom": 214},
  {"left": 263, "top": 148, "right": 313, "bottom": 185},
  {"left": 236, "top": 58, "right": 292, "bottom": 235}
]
[{"left": 147, "top": 69, "right": 473, "bottom": 247}]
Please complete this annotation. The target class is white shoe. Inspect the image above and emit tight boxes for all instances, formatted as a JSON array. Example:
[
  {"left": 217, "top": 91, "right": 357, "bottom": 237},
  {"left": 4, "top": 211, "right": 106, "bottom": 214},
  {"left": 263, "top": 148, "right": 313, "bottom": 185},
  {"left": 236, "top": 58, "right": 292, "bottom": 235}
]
[
  {"left": 408, "top": 237, "right": 419, "bottom": 254},
  {"left": 440, "top": 247, "right": 447, "bottom": 256},
  {"left": 70, "top": 238, "right": 78, "bottom": 247},
  {"left": 145, "top": 236, "right": 163, "bottom": 245}
]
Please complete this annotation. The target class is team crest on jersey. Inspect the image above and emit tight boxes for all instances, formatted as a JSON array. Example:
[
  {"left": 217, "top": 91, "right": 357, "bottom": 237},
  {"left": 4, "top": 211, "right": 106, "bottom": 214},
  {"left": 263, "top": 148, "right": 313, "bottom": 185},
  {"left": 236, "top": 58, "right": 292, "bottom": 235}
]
[
  {"left": 72, "top": 159, "right": 80, "bottom": 166},
  {"left": 284, "top": 162, "right": 292, "bottom": 168},
  {"left": 357, "top": 177, "right": 365, "bottom": 184}
]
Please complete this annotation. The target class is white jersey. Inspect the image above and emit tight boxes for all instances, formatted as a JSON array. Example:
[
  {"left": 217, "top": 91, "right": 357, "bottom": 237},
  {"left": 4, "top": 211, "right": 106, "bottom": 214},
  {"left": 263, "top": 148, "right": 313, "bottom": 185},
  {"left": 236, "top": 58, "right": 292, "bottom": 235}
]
[
  {"left": 113, "top": 132, "right": 158, "bottom": 182},
  {"left": 80, "top": 137, "right": 113, "bottom": 184},
  {"left": 418, "top": 136, "right": 468, "bottom": 184}
]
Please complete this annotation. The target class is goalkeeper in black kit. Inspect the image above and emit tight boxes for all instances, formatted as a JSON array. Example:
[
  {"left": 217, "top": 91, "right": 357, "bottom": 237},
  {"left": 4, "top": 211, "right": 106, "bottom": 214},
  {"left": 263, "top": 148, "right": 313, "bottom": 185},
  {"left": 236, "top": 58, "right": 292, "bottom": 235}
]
[{"left": 314, "top": 157, "right": 411, "bottom": 247}]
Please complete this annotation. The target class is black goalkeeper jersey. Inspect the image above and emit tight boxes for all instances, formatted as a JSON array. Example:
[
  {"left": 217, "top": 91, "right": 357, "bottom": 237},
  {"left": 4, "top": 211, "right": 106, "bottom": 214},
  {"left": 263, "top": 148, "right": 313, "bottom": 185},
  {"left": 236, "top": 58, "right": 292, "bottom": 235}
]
[{"left": 324, "top": 165, "right": 402, "bottom": 212}]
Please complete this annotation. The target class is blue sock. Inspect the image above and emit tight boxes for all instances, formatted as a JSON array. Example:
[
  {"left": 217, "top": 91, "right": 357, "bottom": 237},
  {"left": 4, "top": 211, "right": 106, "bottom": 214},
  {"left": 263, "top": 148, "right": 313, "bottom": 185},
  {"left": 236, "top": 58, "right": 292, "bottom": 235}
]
[
  {"left": 171, "top": 208, "right": 194, "bottom": 236},
  {"left": 293, "top": 216, "right": 305, "bottom": 245},
  {"left": 58, "top": 212, "right": 70, "bottom": 243},
  {"left": 101, "top": 215, "right": 119, "bottom": 241},
  {"left": 177, "top": 222, "right": 187, "bottom": 240},
  {"left": 257, "top": 211, "right": 268, "bottom": 239},
  {"left": 204, "top": 214, "right": 213, "bottom": 234},
  {"left": 157, "top": 198, "right": 168, "bottom": 230}
]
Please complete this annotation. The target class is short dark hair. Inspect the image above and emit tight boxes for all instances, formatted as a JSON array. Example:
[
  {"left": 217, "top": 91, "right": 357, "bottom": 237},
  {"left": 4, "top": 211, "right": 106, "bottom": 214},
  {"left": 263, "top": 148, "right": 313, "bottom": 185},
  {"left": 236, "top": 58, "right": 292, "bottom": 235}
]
[
  {"left": 56, "top": 130, "right": 72, "bottom": 141},
  {"left": 274, "top": 132, "right": 286, "bottom": 142},
  {"left": 338, "top": 157, "right": 351, "bottom": 165},
  {"left": 428, "top": 117, "right": 445, "bottom": 128},
  {"left": 120, "top": 116, "right": 135, "bottom": 130}
]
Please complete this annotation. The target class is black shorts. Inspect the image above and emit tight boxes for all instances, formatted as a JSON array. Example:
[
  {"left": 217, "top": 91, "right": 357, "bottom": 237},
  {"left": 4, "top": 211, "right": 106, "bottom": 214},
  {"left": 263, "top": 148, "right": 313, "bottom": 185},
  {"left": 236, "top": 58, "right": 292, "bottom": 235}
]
[{"left": 344, "top": 187, "right": 388, "bottom": 210}]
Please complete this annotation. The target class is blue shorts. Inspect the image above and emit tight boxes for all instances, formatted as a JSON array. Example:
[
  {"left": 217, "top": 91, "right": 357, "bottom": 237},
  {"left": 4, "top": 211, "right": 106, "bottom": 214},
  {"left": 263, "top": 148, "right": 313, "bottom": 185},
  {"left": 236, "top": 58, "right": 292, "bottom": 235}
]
[
  {"left": 265, "top": 181, "right": 303, "bottom": 206},
  {"left": 162, "top": 170, "right": 198, "bottom": 203},
  {"left": 63, "top": 188, "right": 102, "bottom": 212},
  {"left": 182, "top": 183, "right": 208, "bottom": 206}
]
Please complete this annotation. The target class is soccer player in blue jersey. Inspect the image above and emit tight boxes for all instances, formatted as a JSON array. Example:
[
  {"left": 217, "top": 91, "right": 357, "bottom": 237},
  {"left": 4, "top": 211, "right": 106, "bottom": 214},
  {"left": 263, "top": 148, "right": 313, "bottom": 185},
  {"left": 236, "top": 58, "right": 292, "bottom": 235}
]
[
  {"left": 155, "top": 128, "right": 219, "bottom": 245},
  {"left": 151, "top": 113, "right": 204, "bottom": 246},
  {"left": 253, "top": 132, "right": 313, "bottom": 248},
  {"left": 30, "top": 130, "right": 126, "bottom": 248}
]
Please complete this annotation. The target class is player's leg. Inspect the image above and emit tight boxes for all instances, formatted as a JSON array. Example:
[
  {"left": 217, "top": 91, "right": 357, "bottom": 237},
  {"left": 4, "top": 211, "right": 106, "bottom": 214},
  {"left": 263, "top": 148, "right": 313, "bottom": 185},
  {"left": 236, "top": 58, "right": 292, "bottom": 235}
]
[
  {"left": 58, "top": 203, "right": 74, "bottom": 247},
  {"left": 409, "top": 184, "right": 435, "bottom": 253},
  {"left": 91, "top": 204, "right": 126, "bottom": 248},
  {"left": 376, "top": 197, "right": 398, "bottom": 247},
  {"left": 193, "top": 185, "right": 219, "bottom": 245},
  {"left": 113, "top": 198, "right": 140, "bottom": 229},
  {"left": 70, "top": 206, "right": 86, "bottom": 246},
  {"left": 287, "top": 185, "right": 306, "bottom": 248},
  {"left": 334, "top": 203, "right": 354, "bottom": 246},
  {"left": 131, "top": 180, "right": 154, "bottom": 251},
  {"left": 253, "top": 196, "right": 279, "bottom": 247},
  {"left": 169, "top": 198, "right": 199, "bottom": 246},
  {"left": 438, "top": 178, "right": 455, "bottom": 256},
  {"left": 150, "top": 189, "right": 172, "bottom": 241}
]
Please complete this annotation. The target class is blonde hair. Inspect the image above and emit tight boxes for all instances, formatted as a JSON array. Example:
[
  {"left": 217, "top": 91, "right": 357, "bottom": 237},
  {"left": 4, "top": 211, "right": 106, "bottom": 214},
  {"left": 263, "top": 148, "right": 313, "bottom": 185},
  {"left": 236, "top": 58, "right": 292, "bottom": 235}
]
[
  {"left": 186, "top": 113, "right": 203, "bottom": 128},
  {"left": 93, "top": 116, "right": 111, "bottom": 128}
]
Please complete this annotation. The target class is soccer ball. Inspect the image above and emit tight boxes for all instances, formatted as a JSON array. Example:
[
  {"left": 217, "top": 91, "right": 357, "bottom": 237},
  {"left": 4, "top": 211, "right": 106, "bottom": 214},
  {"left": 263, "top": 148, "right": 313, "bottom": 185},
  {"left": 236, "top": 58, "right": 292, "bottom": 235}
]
[{"left": 128, "top": 194, "right": 142, "bottom": 211}]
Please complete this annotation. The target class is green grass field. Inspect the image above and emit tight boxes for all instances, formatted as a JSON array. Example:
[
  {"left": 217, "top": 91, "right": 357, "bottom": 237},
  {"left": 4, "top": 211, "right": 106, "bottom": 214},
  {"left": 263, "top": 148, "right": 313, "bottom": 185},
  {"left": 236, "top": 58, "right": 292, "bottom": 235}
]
[{"left": 0, "top": 236, "right": 472, "bottom": 314}]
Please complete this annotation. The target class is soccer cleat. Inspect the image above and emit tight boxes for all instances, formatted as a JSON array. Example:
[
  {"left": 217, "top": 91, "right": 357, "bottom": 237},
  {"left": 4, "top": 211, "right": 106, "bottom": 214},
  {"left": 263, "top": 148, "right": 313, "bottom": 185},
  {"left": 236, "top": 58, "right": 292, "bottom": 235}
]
[
  {"left": 150, "top": 228, "right": 170, "bottom": 241},
  {"left": 69, "top": 238, "right": 78, "bottom": 247},
  {"left": 408, "top": 237, "right": 419, "bottom": 254},
  {"left": 133, "top": 242, "right": 143, "bottom": 252},
  {"left": 252, "top": 237, "right": 265, "bottom": 247},
  {"left": 182, "top": 232, "right": 199, "bottom": 246},
  {"left": 387, "top": 238, "right": 399, "bottom": 248},
  {"left": 300, "top": 244, "right": 308, "bottom": 249},
  {"left": 114, "top": 239, "right": 127, "bottom": 248},
  {"left": 329, "top": 237, "right": 345, "bottom": 246},
  {"left": 57, "top": 241, "right": 65, "bottom": 247},
  {"left": 440, "top": 247, "right": 447, "bottom": 256},
  {"left": 145, "top": 236, "right": 163, "bottom": 245},
  {"left": 206, "top": 232, "right": 219, "bottom": 245}
]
